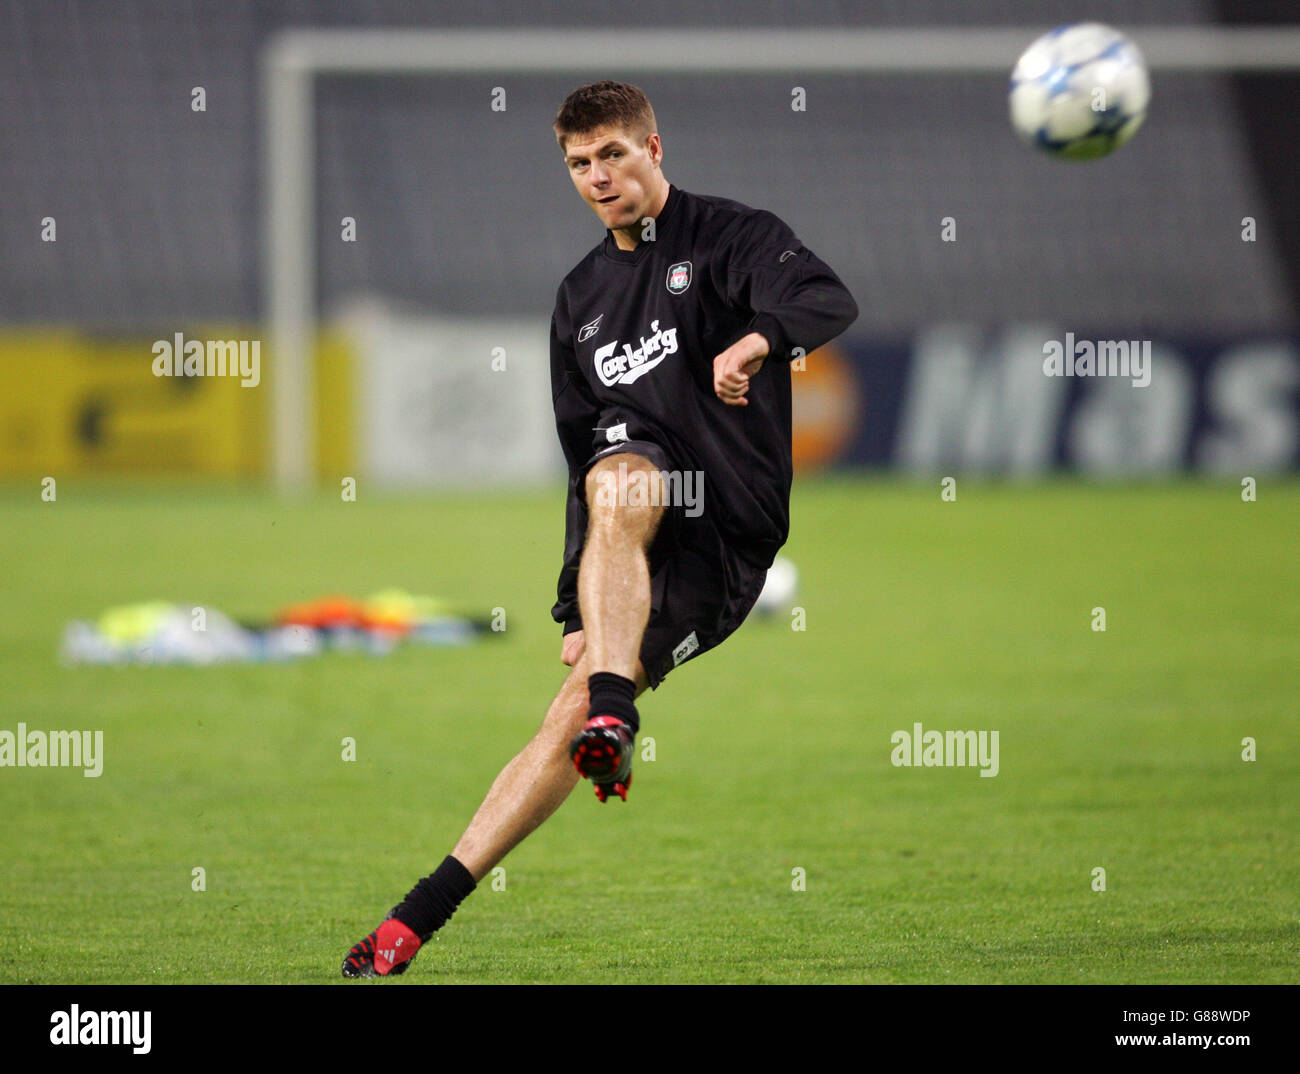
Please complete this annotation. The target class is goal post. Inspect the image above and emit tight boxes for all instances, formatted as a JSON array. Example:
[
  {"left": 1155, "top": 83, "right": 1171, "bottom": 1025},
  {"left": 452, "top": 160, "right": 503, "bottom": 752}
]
[{"left": 262, "top": 26, "right": 1300, "bottom": 492}]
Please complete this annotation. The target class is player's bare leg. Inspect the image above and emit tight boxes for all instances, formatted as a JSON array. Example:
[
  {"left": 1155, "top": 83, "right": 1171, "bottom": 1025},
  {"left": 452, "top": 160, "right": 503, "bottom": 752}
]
[
  {"left": 449, "top": 650, "right": 648, "bottom": 881},
  {"left": 343, "top": 651, "right": 651, "bottom": 977},
  {"left": 568, "top": 452, "right": 665, "bottom": 800},
  {"left": 343, "top": 457, "right": 662, "bottom": 975},
  {"left": 578, "top": 453, "right": 667, "bottom": 678},
  {"left": 340, "top": 452, "right": 665, "bottom": 972}
]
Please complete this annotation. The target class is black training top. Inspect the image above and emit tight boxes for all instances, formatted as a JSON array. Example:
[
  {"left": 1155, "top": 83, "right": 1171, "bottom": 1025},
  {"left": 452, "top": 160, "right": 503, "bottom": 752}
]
[{"left": 549, "top": 183, "right": 859, "bottom": 634}]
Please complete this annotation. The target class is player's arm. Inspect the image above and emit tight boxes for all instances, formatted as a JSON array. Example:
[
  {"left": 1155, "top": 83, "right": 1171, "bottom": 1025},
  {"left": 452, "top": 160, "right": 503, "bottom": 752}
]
[
  {"left": 711, "top": 211, "right": 859, "bottom": 405},
  {"left": 549, "top": 300, "right": 600, "bottom": 658}
]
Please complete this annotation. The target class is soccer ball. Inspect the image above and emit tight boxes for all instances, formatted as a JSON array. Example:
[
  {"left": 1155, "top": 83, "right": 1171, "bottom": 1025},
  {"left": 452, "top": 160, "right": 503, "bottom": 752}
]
[
  {"left": 754, "top": 556, "right": 799, "bottom": 617},
  {"left": 1009, "top": 23, "right": 1150, "bottom": 160}
]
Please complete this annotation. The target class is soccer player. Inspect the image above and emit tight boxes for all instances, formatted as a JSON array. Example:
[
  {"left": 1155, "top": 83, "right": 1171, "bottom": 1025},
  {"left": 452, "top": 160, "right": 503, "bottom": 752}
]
[{"left": 343, "top": 81, "right": 857, "bottom": 977}]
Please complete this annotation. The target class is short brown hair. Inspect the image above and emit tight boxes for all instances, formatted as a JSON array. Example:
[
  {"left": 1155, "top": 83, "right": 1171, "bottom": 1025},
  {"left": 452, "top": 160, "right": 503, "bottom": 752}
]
[{"left": 553, "top": 81, "right": 657, "bottom": 153}]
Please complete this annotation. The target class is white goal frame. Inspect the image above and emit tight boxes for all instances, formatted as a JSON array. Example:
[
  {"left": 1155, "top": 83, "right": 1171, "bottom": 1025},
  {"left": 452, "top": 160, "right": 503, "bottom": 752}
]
[{"left": 262, "top": 26, "right": 1300, "bottom": 491}]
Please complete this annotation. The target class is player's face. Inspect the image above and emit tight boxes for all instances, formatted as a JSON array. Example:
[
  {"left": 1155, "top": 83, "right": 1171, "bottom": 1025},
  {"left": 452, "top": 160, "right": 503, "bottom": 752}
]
[{"left": 563, "top": 124, "right": 664, "bottom": 233}]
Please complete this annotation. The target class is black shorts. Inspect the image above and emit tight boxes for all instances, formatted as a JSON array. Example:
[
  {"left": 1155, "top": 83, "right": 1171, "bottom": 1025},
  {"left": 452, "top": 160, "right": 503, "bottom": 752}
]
[{"left": 581, "top": 439, "right": 769, "bottom": 690}]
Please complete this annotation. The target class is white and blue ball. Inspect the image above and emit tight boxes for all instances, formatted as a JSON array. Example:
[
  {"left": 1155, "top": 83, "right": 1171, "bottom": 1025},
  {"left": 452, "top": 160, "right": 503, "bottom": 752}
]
[{"left": 1009, "top": 23, "right": 1150, "bottom": 160}]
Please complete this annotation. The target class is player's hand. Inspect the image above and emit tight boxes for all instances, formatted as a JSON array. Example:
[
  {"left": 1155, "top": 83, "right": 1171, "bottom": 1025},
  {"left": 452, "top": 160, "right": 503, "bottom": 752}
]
[
  {"left": 561, "top": 629, "right": 585, "bottom": 667},
  {"left": 713, "top": 332, "right": 770, "bottom": 406}
]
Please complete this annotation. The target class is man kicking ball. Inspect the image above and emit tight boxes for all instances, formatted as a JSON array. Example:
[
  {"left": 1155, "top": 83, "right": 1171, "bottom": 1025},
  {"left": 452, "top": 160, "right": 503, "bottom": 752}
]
[{"left": 343, "top": 80, "right": 857, "bottom": 977}]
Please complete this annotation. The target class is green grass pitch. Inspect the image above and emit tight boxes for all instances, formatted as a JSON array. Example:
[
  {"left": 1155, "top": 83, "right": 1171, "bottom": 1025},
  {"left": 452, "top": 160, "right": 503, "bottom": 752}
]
[{"left": 1, "top": 476, "right": 1296, "bottom": 983}]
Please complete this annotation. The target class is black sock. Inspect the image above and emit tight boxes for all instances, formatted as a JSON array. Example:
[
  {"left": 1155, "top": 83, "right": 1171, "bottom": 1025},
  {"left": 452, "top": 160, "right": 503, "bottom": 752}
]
[
  {"left": 389, "top": 855, "right": 477, "bottom": 942},
  {"left": 588, "top": 671, "right": 640, "bottom": 735}
]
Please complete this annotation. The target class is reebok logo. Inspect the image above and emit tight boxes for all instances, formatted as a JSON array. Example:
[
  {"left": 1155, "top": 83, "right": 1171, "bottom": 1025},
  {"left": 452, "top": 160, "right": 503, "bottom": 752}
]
[
  {"left": 593, "top": 319, "right": 679, "bottom": 387},
  {"left": 578, "top": 314, "right": 603, "bottom": 342}
]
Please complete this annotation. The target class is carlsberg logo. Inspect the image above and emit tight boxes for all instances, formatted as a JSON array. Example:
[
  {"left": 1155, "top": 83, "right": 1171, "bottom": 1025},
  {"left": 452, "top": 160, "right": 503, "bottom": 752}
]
[{"left": 593, "top": 320, "right": 678, "bottom": 387}]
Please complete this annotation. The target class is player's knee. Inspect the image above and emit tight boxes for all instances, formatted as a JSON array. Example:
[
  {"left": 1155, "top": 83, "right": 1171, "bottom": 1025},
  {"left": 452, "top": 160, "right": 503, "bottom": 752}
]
[
  {"left": 584, "top": 455, "right": 666, "bottom": 539},
  {"left": 585, "top": 454, "right": 663, "bottom": 510}
]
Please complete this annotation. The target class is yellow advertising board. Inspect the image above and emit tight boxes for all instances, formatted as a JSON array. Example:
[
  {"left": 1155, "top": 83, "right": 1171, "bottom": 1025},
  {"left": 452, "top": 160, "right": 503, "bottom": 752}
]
[{"left": 0, "top": 328, "right": 352, "bottom": 479}]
